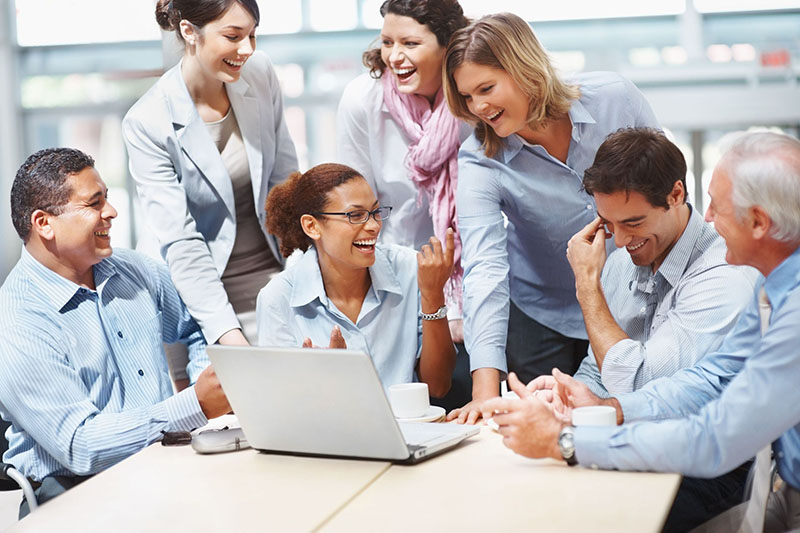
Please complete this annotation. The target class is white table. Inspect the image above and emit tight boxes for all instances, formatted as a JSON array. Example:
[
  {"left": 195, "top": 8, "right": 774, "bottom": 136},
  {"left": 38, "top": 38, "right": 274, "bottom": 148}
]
[{"left": 9, "top": 426, "right": 680, "bottom": 532}]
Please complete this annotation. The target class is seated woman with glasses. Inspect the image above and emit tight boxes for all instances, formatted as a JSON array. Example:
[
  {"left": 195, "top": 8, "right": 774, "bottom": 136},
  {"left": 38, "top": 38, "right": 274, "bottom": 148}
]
[{"left": 256, "top": 163, "right": 456, "bottom": 396}]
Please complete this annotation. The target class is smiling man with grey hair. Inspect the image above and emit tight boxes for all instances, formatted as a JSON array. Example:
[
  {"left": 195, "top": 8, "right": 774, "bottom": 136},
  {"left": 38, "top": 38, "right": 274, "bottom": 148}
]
[{"left": 480, "top": 131, "right": 800, "bottom": 532}]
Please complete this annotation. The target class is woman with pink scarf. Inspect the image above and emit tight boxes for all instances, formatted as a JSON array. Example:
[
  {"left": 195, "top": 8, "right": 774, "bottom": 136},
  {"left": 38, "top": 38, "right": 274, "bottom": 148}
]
[{"left": 337, "top": 0, "right": 470, "bottom": 410}]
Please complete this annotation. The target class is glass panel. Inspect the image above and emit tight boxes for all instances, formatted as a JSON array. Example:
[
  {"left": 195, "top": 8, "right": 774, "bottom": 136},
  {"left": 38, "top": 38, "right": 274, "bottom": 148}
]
[
  {"left": 458, "top": 0, "right": 685, "bottom": 21},
  {"left": 15, "top": 0, "right": 160, "bottom": 46},
  {"left": 309, "top": 0, "right": 358, "bottom": 31},
  {"left": 257, "top": 4, "right": 303, "bottom": 34},
  {"left": 695, "top": 0, "right": 800, "bottom": 13},
  {"left": 20, "top": 74, "right": 160, "bottom": 109}
]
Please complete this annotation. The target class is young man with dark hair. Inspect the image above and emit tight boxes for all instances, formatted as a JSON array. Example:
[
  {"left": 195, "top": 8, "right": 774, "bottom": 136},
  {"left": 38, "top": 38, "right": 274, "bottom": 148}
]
[
  {"left": 0, "top": 148, "right": 231, "bottom": 517},
  {"left": 563, "top": 128, "right": 756, "bottom": 396}
]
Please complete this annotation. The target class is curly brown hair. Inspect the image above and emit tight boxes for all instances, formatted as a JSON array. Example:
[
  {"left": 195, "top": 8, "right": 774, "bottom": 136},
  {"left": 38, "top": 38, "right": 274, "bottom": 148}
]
[
  {"left": 266, "top": 163, "right": 364, "bottom": 257},
  {"left": 362, "top": 0, "right": 469, "bottom": 78}
]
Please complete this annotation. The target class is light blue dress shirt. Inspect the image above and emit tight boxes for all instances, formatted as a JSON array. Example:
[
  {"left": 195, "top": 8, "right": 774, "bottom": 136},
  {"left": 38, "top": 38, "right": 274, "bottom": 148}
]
[
  {"left": 0, "top": 248, "right": 209, "bottom": 481},
  {"left": 573, "top": 207, "right": 758, "bottom": 395},
  {"left": 575, "top": 245, "right": 800, "bottom": 490},
  {"left": 256, "top": 244, "right": 423, "bottom": 388},
  {"left": 458, "top": 72, "right": 660, "bottom": 373}
]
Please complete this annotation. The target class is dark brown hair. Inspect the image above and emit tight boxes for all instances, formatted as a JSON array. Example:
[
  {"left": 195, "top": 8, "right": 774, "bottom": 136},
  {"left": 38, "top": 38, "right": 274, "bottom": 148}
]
[
  {"left": 363, "top": 0, "right": 469, "bottom": 78},
  {"left": 582, "top": 128, "right": 687, "bottom": 209},
  {"left": 11, "top": 147, "right": 95, "bottom": 241},
  {"left": 266, "top": 163, "right": 364, "bottom": 257},
  {"left": 155, "top": 0, "right": 260, "bottom": 43}
]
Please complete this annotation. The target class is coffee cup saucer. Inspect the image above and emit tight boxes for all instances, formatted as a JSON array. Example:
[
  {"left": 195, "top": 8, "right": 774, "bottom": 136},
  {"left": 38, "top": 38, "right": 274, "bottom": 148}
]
[{"left": 395, "top": 405, "right": 446, "bottom": 423}]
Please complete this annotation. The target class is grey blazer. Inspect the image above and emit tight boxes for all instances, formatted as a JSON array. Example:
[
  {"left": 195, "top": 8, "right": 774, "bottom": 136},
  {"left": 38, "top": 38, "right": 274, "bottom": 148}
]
[{"left": 122, "top": 51, "right": 298, "bottom": 343}]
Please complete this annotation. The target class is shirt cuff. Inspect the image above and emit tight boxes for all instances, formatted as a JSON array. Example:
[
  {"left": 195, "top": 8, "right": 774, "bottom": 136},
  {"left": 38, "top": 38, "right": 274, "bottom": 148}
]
[
  {"left": 617, "top": 393, "right": 654, "bottom": 423},
  {"left": 468, "top": 348, "right": 508, "bottom": 375},
  {"left": 600, "top": 339, "right": 644, "bottom": 395},
  {"left": 574, "top": 425, "right": 619, "bottom": 469},
  {"left": 164, "top": 386, "right": 209, "bottom": 432},
  {"left": 199, "top": 304, "right": 241, "bottom": 344}
]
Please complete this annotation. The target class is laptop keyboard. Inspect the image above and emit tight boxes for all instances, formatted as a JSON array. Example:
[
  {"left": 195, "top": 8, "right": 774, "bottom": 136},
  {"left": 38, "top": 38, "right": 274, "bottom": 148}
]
[{"left": 399, "top": 423, "right": 451, "bottom": 446}]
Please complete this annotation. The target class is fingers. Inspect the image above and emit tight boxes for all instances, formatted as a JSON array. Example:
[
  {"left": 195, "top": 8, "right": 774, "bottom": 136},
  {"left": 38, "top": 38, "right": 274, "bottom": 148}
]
[
  {"left": 527, "top": 374, "right": 556, "bottom": 391},
  {"left": 575, "top": 216, "right": 603, "bottom": 241},
  {"left": 445, "top": 408, "right": 460, "bottom": 422},
  {"left": 444, "top": 228, "right": 455, "bottom": 266},
  {"left": 481, "top": 397, "right": 513, "bottom": 419},
  {"left": 507, "top": 372, "right": 533, "bottom": 400},
  {"left": 302, "top": 338, "right": 312, "bottom": 348},
  {"left": 329, "top": 325, "right": 346, "bottom": 349},
  {"left": 592, "top": 224, "right": 606, "bottom": 247},
  {"left": 466, "top": 408, "right": 481, "bottom": 425}
]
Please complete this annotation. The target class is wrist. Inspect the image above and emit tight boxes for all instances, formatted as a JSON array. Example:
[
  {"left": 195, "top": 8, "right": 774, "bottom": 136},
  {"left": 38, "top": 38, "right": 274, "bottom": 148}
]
[
  {"left": 602, "top": 397, "right": 624, "bottom": 425},
  {"left": 471, "top": 368, "right": 501, "bottom": 399},
  {"left": 421, "top": 293, "right": 446, "bottom": 314},
  {"left": 575, "top": 276, "right": 603, "bottom": 299}
]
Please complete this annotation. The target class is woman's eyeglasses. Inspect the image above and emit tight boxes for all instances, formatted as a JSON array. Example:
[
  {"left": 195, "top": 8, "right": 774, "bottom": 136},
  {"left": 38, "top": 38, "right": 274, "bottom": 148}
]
[{"left": 311, "top": 206, "right": 392, "bottom": 225}]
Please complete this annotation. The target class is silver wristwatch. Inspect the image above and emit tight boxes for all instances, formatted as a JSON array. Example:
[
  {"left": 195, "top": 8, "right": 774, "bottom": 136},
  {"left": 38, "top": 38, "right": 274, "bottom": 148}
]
[
  {"left": 558, "top": 426, "right": 578, "bottom": 466},
  {"left": 421, "top": 305, "right": 448, "bottom": 321}
]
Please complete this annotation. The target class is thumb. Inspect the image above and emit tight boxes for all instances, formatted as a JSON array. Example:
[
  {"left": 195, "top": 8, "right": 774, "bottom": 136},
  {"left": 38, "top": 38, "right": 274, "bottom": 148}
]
[
  {"left": 592, "top": 225, "right": 606, "bottom": 247},
  {"left": 302, "top": 338, "right": 312, "bottom": 348},
  {"left": 552, "top": 368, "right": 574, "bottom": 405},
  {"left": 445, "top": 228, "right": 455, "bottom": 265}
]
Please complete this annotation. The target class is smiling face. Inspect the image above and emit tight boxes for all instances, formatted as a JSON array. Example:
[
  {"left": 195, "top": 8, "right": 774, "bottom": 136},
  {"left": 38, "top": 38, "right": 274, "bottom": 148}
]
[
  {"left": 380, "top": 13, "right": 446, "bottom": 101},
  {"left": 452, "top": 61, "right": 536, "bottom": 141},
  {"left": 595, "top": 183, "right": 687, "bottom": 272},
  {"left": 183, "top": 2, "right": 256, "bottom": 84},
  {"left": 705, "top": 165, "right": 756, "bottom": 267},
  {"left": 311, "top": 178, "right": 382, "bottom": 273},
  {"left": 47, "top": 167, "right": 118, "bottom": 280}
]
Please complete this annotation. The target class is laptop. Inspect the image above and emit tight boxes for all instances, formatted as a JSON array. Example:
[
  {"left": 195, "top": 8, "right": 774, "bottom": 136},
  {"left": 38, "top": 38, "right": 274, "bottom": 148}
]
[{"left": 206, "top": 345, "right": 479, "bottom": 463}]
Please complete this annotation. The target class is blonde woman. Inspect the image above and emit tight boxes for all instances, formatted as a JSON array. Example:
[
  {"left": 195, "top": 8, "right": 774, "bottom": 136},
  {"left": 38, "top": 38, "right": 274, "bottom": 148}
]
[{"left": 442, "top": 12, "right": 661, "bottom": 422}]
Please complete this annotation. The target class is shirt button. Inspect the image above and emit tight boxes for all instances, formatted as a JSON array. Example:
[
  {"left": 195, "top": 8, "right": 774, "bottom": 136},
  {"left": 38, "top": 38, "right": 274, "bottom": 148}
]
[
  {"left": 586, "top": 204, "right": 592, "bottom": 210},
  {"left": 117, "top": 331, "right": 123, "bottom": 338},
  {"left": 79, "top": 288, "right": 87, "bottom": 294},
  {"left": 640, "top": 307, "right": 646, "bottom": 313},
  {"left": 138, "top": 369, "right": 144, "bottom": 376}
]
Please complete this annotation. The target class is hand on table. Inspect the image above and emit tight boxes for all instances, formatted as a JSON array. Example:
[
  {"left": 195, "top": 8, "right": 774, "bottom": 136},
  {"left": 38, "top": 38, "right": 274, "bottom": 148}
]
[
  {"left": 302, "top": 326, "right": 347, "bottom": 349},
  {"left": 566, "top": 217, "right": 609, "bottom": 288},
  {"left": 481, "top": 372, "right": 563, "bottom": 459},
  {"left": 446, "top": 396, "right": 494, "bottom": 425}
]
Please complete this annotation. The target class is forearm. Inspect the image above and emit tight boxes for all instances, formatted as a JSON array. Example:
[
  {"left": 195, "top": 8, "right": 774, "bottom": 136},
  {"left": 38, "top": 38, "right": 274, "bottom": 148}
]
[
  {"left": 576, "top": 278, "right": 627, "bottom": 371},
  {"left": 418, "top": 293, "right": 456, "bottom": 397},
  {"left": 471, "top": 367, "right": 501, "bottom": 400}
]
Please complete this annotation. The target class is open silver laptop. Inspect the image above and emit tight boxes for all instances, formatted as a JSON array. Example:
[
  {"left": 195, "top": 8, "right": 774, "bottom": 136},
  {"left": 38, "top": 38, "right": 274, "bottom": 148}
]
[{"left": 207, "top": 345, "right": 479, "bottom": 463}]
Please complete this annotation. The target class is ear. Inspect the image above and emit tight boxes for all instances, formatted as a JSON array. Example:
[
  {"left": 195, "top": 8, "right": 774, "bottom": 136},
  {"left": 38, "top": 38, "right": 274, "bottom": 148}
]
[
  {"left": 30, "top": 209, "right": 56, "bottom": 241},
  {"left": 749, "top": 205, "right": 773, "bottom": 240},
  {"left": 666, "top": 180, "right": 686, "bottom": 207},
  {"left": 179, "top": 20, "right": 197, "bottom": 45},
  {"left": 300, "top": 214, "right": 322, "bottom": 242}
]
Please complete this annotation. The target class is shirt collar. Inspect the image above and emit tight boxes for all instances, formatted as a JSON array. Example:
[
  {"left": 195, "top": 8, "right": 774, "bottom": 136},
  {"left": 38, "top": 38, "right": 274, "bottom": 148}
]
[
  {"left": 501, "top": 98, "right": 596, "bottom": 165},
  {"left": 19, "top": 248, "right": 117, "bottom": 311},
  {"left": 653, "top": 205, "right": 704, "bottom": 288},
  {"left": 289, "top": 245, "right": 404, "bottom": 307},
  {"left": 763, "top": 244, "right": 800, "bottom": 312}
]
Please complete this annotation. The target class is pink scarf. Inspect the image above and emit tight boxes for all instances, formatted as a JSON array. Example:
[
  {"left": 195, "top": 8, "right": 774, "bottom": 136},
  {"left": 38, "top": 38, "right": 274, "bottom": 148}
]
[{"left": 381, "top": 73, "right": 463, "bottom": 316}]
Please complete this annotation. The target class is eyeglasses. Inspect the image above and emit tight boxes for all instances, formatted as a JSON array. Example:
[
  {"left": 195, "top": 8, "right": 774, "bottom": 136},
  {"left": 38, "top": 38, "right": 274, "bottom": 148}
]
[{"left": 311, "top": 206, "right": 392, "bottom": 225}]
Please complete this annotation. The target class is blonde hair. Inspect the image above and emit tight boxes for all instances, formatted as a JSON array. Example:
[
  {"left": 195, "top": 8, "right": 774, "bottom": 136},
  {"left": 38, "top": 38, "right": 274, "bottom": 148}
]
[{"left": 443, "top": 12, "right": 580, "bottom": 158}]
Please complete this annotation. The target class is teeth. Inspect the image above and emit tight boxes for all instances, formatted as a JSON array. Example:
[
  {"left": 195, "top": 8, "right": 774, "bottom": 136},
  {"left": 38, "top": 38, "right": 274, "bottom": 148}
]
[
  {"left": 95, "top": 231, "right": 109, "bottom": 237},
  {"left": 627, "top": 240, "right": 646, "bottom": 251},
  {"left": 224, "top": 59, "right": 244, "bottom": 67},
  {"left": 393, "top": 67, "right": 416, "bottom": 75},
  {"left": 353, "top": 239, "right": 376, "bottom": 246},
  {"left": 487, "top": 110, "right": 502, "bottom": 120}
]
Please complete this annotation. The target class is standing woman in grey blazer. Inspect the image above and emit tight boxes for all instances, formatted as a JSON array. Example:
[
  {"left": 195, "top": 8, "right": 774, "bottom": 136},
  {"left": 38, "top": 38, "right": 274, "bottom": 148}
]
[{"left": 123, "top": 0, "right": 298, "bottom": 383}]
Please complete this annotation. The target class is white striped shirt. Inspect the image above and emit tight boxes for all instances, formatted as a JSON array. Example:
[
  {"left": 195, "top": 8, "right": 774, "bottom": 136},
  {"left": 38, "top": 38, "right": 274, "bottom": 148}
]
[
  {"left": 573, "top": 206, "right": 758, "bottom": 396},
  {"left": 0, "top": 248, "right": 209, "bottom": 481}
]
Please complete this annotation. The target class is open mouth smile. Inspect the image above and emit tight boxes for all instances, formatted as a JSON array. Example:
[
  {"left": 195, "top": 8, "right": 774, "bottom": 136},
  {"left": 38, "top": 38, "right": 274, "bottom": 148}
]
[
  {"left": 223, "top": 58, "right": 245, "bottom": 68},
  {"left": 353, "top": 238, "right": 376, "bottom": 252},
  {"left": 393, "top": 67, "right": 417, "bottom": 81},
  {"left": 626, "top": 240, "right": 647, "bottom": 252}
]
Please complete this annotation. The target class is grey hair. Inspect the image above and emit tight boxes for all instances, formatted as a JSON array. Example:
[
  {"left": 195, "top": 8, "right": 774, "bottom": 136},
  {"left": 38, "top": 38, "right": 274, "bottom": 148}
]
[{"left": 718, "top": 131, "right": 800, "bottom": 243}]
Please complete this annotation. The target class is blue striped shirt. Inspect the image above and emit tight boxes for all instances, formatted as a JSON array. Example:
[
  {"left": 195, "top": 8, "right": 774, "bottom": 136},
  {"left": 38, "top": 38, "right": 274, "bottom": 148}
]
[
  {"left": 575, "top": 245, "right": 800, "bottom": 489},
  {"left": 457, "top": 72, "right": 660, "bottom": 373},
  {"left": 0, "top": 248, "right": 209, "bottom": 481},
  {"left": 573, "top": 206, "right": 758, "bottom": 395}
]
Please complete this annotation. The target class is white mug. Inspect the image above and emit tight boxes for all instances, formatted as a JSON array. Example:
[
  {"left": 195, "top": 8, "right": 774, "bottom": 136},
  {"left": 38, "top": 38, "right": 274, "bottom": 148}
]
[
  {"left": 572, "top": 405, "right": 617, "bottom": 426},
  {"left": 388, "top": 383, "right": 429, "bottom": 419}
]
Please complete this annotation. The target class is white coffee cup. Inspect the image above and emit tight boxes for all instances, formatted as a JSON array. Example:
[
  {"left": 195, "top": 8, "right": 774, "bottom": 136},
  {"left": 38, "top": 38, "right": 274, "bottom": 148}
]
[
  {"left": 389, "top": 383, "right": 429, "bottom": 419},
  {"left": 571, "top": 405, "right": 616, "bottom": 426}
]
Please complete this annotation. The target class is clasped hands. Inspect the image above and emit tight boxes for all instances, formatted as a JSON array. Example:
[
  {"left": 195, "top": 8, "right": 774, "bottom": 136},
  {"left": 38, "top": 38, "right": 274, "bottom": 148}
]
[{"left": 479, "top": 369, "right": 611, "bottom": 460}]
